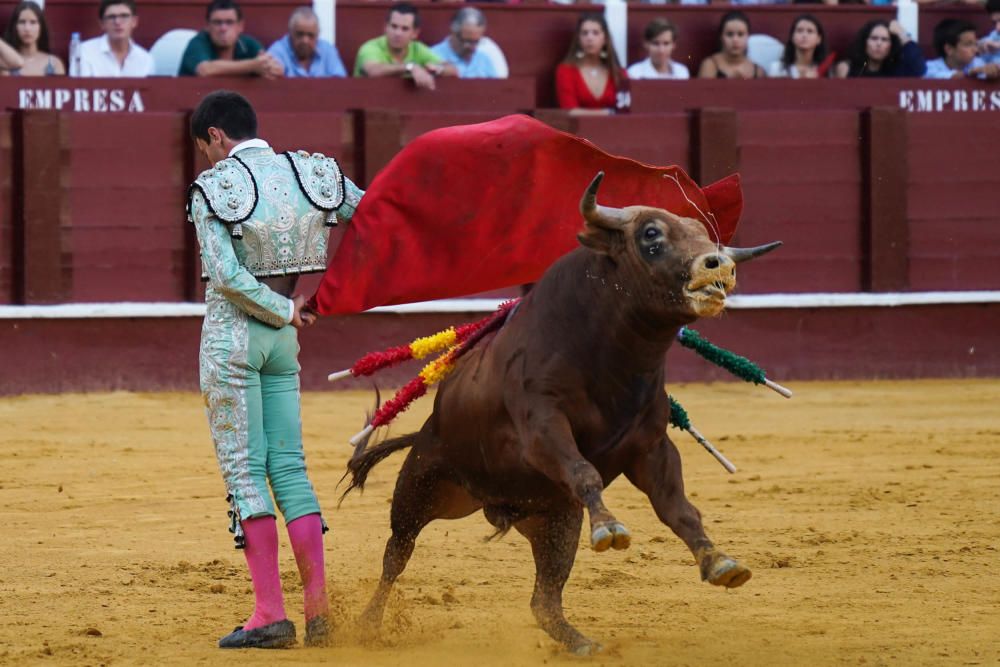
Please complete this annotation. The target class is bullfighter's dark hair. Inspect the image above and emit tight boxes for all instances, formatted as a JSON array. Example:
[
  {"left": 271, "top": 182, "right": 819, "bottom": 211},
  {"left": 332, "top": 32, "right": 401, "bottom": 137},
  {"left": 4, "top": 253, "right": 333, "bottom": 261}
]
[
  {"left": 933, "top": 18, "right": 977, "bottom": 58},
  {"left": 206, "top": 0, "right": 242, "bottom": 22},
  {"left": 387, "top": 2, "right": 420, "bottom": 29},
  {"left": 843, "top": 20, "right": 902, "bottom": 77},
  {"left": 780, "top": 14, "right": 827, "bottom": 69},
  {"left": 98, "top": 0, "right": 137, "bottom": 19},
  {"left": 190, "top": 90, "right": 258, "bottom": 142},
  {"left": 4, "top": 1, "right": 51, "bottom": 54},
  {"left": 562, "top": 12, "right": 626, "bottom": 91},
  {"left": 716, "top": 11, "right": 751, "bottom": 54}
]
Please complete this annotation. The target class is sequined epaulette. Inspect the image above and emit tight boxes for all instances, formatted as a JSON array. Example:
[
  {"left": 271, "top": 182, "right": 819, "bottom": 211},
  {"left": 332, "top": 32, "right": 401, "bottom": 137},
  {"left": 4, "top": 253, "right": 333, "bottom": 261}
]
[
  {"left": 186, "top": 156, "right": 258, "bottom": 238},
  {"left": 283, "top": 150, "right": 346, "bottom": 226}
]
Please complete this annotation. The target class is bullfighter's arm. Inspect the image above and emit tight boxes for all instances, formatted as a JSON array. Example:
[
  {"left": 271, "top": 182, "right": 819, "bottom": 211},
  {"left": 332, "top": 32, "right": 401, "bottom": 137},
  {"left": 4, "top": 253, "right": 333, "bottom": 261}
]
[
  {"left": 190, "top": 189, "right": 293, "bottom": 328},
  {"left": 336, "top": 177, "right": 366, "bottom": 224}
]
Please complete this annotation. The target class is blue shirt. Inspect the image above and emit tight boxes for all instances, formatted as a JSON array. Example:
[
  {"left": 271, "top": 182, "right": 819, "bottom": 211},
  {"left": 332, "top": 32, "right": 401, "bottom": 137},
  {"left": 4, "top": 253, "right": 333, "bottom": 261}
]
[
  {"left": 924, "top": 56, "right": 987, "bottom": 79},
  {"left": 981, "top": 29, "right": 1000, "bottom": 65},
  {"left": 430, "top": 38, "right": 498, "bottom": 79},
  {"left": 267, "top": 35, "right": 346, "bottom": 78}
]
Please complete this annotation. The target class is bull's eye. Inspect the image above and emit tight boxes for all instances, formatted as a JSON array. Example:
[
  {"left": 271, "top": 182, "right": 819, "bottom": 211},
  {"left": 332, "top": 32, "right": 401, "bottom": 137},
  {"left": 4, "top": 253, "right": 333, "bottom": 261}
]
[{"left": 644, "top": 227, "right": 660, "bottom": 240}]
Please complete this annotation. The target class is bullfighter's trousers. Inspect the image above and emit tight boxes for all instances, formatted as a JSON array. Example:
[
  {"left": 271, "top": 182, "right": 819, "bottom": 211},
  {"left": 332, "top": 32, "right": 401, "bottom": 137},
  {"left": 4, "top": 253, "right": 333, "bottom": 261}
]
[{"left": 199, "top": 287, "right": 322, "bottom": 546}]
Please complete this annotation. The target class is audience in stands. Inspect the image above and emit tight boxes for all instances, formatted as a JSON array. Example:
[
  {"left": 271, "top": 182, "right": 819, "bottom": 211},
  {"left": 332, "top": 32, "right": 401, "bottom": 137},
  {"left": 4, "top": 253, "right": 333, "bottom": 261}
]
[
  {"left": 627, "top": 18, "right": 689, "bottom": 80},
  {"left": 267, "top": 6, "right": 346, "bottom": 78},
  {"left": 834, "top": 20, "right": 925, "bottom": 78},
  {"left": 769, "top": 14, "right": 834, "bottom": 78},
  {"left": 77, "top": 0, "right": 153, "bottom": 77},
  {"left": 698, "top": 11, "right": 766, "bottom": 79},
  {"left": 925, "top": 18, "right": 999, "bottom": 79},
  {"left": 179, "top": 0, "right": 281, "bottom": 78},
  {"left": 431, "top": 7, "right": 500, "bottom": 79},
  {"left": 979, "top": 0, "right": 1000, "bottom": 63},
  {"left": 3, "top": 1, "right": 63, "bottom": 76},
  {"left": 354, "top": 2, "right": 456, "bottom": 91},
  {"left": 556, "top": 13, "right": 630, "bottom": 115}
]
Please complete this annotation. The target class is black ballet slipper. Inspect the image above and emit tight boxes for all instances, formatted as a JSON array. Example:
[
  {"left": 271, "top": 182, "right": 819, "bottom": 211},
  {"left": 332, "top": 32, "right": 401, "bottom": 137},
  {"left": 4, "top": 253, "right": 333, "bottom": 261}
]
[{"left": 218, "top": 619, "right": 296, "bottom": 649}]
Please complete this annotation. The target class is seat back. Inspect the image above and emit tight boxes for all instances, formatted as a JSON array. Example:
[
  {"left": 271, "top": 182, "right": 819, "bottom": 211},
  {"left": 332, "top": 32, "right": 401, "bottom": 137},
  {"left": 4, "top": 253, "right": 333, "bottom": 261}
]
[
  {"left": 149, "top": 29, "right": 198, "bottom": 76},
  {"left": 747, "top": 33, "right": 784, "bottom": 71}
]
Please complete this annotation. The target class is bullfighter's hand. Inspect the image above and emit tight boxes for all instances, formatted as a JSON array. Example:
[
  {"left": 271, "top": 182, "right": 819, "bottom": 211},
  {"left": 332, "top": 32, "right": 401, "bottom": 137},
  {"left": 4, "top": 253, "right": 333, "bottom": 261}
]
[{"left": 291, "top": 294, "right": 316, "bottom": 328}]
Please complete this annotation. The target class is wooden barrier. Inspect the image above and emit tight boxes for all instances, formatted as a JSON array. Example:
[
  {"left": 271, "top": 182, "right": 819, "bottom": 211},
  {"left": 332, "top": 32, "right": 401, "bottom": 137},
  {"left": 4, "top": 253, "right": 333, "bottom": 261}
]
[{"left": 2, "top": 78, "right": 1000, "bottom": 305}]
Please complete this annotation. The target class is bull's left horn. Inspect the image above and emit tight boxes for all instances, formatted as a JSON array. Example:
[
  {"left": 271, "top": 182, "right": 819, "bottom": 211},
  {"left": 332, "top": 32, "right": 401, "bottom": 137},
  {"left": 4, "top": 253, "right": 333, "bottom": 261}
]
[
  {"left": 723, "top": 241, "right": 782, "bottom": 264},
  {"left": 580, "top": 171, "right": 630, "bottom": 230}
]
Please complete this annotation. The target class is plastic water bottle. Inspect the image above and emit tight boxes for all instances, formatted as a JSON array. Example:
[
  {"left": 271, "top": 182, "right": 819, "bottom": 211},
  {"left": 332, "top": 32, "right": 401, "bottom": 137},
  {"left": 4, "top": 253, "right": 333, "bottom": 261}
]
[{"left": 68, "top": 32, "right": 81, "bottom": 76}]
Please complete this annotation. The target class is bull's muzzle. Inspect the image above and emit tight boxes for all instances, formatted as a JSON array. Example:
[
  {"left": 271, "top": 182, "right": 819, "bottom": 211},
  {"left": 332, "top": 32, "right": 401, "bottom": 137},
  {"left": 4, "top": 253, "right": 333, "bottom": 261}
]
[
  {"left": 684, "top": 242, "right": 782, "bottom": 317},
  {"left": 685, "top": 253, "right": 737, "bottom": 317}
]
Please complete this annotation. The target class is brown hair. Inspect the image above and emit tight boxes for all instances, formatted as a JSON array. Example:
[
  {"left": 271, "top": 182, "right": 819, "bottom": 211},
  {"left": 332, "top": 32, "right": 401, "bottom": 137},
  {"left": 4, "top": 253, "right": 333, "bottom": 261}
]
[
  {"left": 4, "top": 1, "right": 51, "bottom": 53},
  {"left": 561, "top": 12, "right": 626, "bottom": 90}
]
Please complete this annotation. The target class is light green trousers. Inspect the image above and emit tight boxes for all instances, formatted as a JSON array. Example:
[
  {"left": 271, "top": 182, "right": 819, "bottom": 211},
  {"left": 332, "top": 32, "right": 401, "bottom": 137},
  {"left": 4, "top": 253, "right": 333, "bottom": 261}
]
[{"left": 200, "top": 290, "right": 321, "bottom": 545}]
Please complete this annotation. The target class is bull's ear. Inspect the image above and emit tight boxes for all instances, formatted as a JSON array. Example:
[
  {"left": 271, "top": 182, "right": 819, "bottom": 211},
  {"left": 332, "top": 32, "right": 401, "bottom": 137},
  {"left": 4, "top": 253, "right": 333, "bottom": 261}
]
[{"left": 576, "top": 227, "right": 617, "bottom": 255}]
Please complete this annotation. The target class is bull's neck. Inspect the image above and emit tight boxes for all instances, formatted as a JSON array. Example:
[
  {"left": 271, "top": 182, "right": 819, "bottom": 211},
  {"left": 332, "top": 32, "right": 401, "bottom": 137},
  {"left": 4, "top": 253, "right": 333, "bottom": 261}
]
[{"left": 572, "top": 252, "right": 683, "bottom": 372}]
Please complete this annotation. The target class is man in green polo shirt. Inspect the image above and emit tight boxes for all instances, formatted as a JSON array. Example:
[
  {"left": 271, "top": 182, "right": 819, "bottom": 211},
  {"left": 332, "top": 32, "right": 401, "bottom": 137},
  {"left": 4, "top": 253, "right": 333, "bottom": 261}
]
[
  {"left": 353, "top": 2, "right": 456, "bottom": 90},
  {"left": 179, "top": 0, "right": 282, "bottom": 77}
]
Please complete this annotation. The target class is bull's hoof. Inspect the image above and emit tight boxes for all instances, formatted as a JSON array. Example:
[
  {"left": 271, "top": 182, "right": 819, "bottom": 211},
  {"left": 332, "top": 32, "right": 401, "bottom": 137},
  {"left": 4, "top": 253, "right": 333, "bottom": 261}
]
[
  {"left": 700, "top": 550, "right": 752, "bottom": 589},
  {"left": 569, "top": 640, "right": 603, "bottom": 656},
  {"left": 591, "top": 522, "right": 630, "bottom": 552}
]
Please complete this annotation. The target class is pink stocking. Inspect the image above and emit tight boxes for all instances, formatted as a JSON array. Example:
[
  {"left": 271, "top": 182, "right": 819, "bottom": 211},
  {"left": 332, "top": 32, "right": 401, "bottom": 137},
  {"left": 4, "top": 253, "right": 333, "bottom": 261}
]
[
  {"left": 286, "top": 513, "right": 329, "bottom": 621},
  {"left": 240, "top": 515, "right": 287, "bottom": 630}
]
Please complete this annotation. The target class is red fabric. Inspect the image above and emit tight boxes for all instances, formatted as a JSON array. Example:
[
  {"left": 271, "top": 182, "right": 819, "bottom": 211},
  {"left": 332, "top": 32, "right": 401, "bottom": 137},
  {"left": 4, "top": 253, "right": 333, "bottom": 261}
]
[
  {"left": 555, "top": 63, "right": 619, "bottom": 110},
  {"left": 311, "top": 114, "right": 742, "bottom": 316}
]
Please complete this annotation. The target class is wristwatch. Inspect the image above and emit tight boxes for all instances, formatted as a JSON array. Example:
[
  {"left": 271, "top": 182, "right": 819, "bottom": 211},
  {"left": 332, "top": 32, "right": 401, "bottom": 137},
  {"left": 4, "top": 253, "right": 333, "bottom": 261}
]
[{"left": 405, "top": 62, "right": 414, "bottom": 74}]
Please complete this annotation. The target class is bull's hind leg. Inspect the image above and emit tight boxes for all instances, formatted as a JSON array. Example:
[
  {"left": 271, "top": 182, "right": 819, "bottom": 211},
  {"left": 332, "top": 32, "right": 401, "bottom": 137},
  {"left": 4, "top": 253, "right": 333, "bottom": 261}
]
[
  {"left": 626, "top": 436, "right": 751, "bottom": 588},
  {"left": 515, "top": 507, "right": 600, "bottom": 656},
  {"left": 358, "top": 448, "right": 481, "bottom": 639},
  {"left": 518, "top": 411, "right": 629, "bottom": 552}
]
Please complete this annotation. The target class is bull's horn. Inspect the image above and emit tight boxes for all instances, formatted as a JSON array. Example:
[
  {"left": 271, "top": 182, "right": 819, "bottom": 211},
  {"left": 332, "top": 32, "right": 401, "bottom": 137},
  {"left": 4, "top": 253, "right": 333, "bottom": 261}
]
[
  {"left": 723, "top": 241, "right": 782, "bottom": 264},
  {"left": 580, "top": 171, "right": 630, "bottom": 230}
]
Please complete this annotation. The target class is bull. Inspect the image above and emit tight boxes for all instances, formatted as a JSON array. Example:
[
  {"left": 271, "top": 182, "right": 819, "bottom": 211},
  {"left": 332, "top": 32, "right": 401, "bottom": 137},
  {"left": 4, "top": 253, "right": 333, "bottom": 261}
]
[{"left": 343, "top": 173, "right": 780, "bottom": 654}]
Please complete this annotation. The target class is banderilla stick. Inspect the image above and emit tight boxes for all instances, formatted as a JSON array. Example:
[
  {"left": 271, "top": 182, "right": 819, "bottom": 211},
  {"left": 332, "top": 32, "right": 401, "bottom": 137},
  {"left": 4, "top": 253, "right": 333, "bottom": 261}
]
[{"left": 687, "top": 425, "right": 737, "bottom": 474}]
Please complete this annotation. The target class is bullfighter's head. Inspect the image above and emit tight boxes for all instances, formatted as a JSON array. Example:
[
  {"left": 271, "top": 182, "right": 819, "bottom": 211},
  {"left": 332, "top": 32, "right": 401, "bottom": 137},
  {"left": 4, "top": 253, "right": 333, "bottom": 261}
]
[{"left": 576, "top": 172, "right": 780, "bottom": 319}]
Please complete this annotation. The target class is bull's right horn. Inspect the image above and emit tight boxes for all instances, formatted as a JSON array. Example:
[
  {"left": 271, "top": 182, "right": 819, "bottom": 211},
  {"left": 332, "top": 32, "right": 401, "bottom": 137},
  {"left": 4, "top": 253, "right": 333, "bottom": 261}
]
[
  {"left": 723, "top": 241, "right": 783, "bottom": 264},
  {"left": 580, "top": 172, "right": 630, "bottom": 230}
]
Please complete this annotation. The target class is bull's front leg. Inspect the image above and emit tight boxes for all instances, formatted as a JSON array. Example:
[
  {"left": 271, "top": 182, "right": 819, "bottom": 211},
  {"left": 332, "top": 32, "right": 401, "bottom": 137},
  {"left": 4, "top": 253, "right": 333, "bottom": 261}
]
[
  {"left": 626, "top": 435, "right": 751, "bottom": 588},
  {"left": 519, "top": 412, "right": 630, "bottom": 552}
]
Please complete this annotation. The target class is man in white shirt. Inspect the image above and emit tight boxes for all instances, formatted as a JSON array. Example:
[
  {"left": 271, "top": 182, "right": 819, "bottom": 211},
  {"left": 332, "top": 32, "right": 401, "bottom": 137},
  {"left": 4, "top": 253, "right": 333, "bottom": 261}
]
[{"left": 78, "top": 0, "right": 154, "bottom": 77}]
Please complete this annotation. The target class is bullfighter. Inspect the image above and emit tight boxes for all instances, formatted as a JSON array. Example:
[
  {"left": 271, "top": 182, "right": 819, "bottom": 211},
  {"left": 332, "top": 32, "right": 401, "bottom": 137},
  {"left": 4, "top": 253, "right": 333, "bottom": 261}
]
[{"left": 187, "top": 89, "right": 364, "bottom": 649}]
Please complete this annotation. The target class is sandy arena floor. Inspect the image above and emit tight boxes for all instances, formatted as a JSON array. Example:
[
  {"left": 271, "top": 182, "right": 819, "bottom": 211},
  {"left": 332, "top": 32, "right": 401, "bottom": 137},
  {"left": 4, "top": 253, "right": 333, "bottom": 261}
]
[{"left": 1, "top": 379, "right": 998, "bottom": 666}]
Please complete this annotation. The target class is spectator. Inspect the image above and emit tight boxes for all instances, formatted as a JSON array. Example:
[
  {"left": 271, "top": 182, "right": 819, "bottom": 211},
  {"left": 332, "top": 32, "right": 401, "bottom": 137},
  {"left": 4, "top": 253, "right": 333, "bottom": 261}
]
[
  {"left": 353, "top": 2, "right": 456, "bottom": 91},
  {"left": 77, "top": 0, "right": 153, "bottom": 77},
  {"left": 556, "top": 13, "right": 630, "bottom": 115},
  {"left": 769, "top": 14, "right": 833, "bottom": 78},
  {"left": 925, "top": 19, "right": 999, "bottom": 79},
  {"left": 833, "top": 20, "right": 925, "bottom": 78},
  {"left": 979, "top": 0, "right": 1000, "bottom": 63},
  {"left": 3, "top": 1, "right": 63, "bottom": 76},
  {"left": 627, "top": 18, "right": 689, "bottom": 80},
  {"left": 267, "top": 7, "right": 346, "bottom": 77},
  {"left": 431, "top": 7, "right": 500, "bottom": 78},
  {"left": 178, "top": 0, "right": 281, "bottom": 78},
  {"left": 697, "top": 11, "right": 765, "bottom": 79}
]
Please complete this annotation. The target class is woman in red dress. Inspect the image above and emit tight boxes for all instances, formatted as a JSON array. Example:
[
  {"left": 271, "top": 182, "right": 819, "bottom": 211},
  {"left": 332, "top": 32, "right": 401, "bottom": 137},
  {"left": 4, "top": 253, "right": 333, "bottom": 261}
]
[{"left": 555, "top": 13, "right": 629, "bottom": 116}]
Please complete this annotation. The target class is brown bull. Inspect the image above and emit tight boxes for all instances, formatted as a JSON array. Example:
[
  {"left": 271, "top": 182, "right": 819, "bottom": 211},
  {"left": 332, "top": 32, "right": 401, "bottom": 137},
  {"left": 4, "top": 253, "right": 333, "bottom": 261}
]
[{"left": 343, "top": 172, "right": 780, "bottom": 654}]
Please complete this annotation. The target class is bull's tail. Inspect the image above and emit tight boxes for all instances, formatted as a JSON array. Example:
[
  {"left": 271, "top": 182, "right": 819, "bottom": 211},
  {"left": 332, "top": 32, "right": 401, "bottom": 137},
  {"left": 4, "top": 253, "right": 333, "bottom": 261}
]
[{"left": 338, "top": 432, "right": 415, "bottom": 504}]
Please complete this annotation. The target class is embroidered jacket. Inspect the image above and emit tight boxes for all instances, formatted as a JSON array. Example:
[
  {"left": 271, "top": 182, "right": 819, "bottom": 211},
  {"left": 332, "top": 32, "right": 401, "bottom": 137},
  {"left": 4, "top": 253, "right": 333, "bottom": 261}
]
[{"left": 187, "top": 145, "right": 364, "bottom": 327}]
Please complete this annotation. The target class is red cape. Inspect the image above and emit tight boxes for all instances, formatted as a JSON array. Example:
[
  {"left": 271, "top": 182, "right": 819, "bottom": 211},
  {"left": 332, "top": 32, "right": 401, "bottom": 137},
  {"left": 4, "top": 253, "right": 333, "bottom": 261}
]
[{"left": 311, "top": 114, "right": 742, "bottom": 315}]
